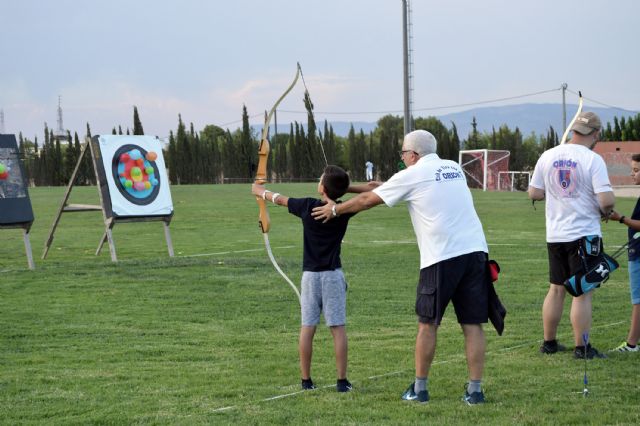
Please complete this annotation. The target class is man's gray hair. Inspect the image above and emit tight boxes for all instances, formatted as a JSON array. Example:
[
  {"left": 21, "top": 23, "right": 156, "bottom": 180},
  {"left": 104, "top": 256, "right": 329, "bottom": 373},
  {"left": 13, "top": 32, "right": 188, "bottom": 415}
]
[{"left": 403, "top": 130, "right": 437, "bottom": 156}]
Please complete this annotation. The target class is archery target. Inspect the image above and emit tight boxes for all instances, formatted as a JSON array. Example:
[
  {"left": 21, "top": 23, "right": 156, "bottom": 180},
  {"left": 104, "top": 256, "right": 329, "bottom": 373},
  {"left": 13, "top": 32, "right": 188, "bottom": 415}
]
[
  {"left": 0, "top": 134, "right": 34, "bottom": 224},
  {"left": 97, "top": 135, "right": 173, "bottom": 217}
]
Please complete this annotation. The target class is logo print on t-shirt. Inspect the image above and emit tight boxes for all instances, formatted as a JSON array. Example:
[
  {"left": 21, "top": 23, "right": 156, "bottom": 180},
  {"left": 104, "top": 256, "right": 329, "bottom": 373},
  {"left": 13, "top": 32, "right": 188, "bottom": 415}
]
[
  {"left": 558, "top": 169, "right": 571, "bottom": 189},
  {"left": 552, "top": 159, "right": 578, "bottom": 197},
  {"left": 435, "top": 165, "right": 463, "bottom": 182}
]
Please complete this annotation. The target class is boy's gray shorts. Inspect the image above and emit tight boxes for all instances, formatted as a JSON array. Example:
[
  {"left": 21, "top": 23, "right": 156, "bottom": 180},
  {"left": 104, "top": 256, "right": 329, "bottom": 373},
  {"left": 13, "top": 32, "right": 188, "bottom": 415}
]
[{"left": 301, "top": 269, "right": 347, "bottom": 327}]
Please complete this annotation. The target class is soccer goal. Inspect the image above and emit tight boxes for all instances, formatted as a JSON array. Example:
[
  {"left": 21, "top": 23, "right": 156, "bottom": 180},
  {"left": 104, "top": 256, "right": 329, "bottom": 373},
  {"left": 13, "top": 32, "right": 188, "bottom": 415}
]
[
  {"left": 458, "top": 149, "right": 510, "bottom": 191},
  {"left": 498, "top": 171, "right": 531, "bottom": 192}
]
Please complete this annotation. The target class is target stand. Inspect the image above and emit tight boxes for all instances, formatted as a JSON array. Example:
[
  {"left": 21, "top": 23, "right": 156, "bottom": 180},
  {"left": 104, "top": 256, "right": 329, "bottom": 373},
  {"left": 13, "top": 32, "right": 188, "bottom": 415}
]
[
  {"left": 42, "top": 135, "right": 174, "bottom": 262},
  {"left": 1, "top": 222, "right": 35, "bottom": 270}
]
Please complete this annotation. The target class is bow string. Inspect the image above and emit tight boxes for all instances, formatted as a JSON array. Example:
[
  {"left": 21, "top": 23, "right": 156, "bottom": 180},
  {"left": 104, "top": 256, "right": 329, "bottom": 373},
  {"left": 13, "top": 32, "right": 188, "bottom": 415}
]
[
  {"left": 255, "top": 63, "right": 330, "bottom": 304},
  {"left": 560, "top": 91, "right": 583, "bottom": 144}
]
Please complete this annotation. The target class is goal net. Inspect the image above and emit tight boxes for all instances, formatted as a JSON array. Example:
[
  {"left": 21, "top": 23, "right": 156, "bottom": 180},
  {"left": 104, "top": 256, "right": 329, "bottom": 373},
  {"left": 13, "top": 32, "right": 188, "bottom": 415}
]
[
  {"left": 498, "top": 171, "right": 531, "bottom": 191},
  {"left": 458, "top": 149, "right": 510, "bottom": 191}
]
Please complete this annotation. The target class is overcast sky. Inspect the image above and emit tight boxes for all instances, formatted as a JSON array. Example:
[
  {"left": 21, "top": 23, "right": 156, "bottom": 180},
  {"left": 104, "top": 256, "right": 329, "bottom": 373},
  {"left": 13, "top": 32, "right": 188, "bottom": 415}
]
[{"left": 1, "top": 0, "right": 639, "bottom": 140}]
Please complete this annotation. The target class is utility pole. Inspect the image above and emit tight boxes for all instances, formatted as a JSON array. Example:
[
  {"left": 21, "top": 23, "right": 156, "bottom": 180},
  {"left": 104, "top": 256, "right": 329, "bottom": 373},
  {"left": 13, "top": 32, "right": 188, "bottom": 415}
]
[
  {"left": 402, "top": 0, "right": 413, "bottom": 136},
  {"left": 561, "top": 83, "right": 568, "bottom": 132}
]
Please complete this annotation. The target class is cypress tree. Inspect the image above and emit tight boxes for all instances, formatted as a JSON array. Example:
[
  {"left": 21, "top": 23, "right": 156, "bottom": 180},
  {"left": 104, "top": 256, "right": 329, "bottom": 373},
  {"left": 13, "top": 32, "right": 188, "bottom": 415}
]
[
  {"left": 603, "top": 123, "right": 613, "bottom": 141},
  {"left": 46, "top": 129, "right": 55, "bottom": 185},
  {"left": 192, "top": 130, "right": 202, "bottom": 183},
  {"left": 222, "top": 130, "right": 236, "bottom": 181},
  {"left": 368, "top": 130, "right": 376, "bottom": 175},
  {"left": 287, "top": 124, "right": 295, "bottom": 179},
  {"left": 632, "top": 115, "right": 640, "bottom": 141},
  {"left": 298, "top": 124, "right": 310, "bottom": 180},
  {"left": 72, "top": 132, "right": 84, "bottom": 184},
  {"left": 450, "top": 122, "right": 460, "bottom": 160},
  {"left": 347, "top": 125, "right": 357, "bottom": 179},
  {"left": 31, "top": 138, "right": 40, "bottom": 185},
  {"left": 303, "top": 91, "right": 323, "bottom": 178},
  {"left": 239, "top": 105, "right": 254, "bottom": 180},
  {"left": 133, "top": 106, "right": 144, "bottom": 135},
  {"left": 64, "top": 130, "right": 77, "bottom": 183},
  {"left": 167, "top": 130, "right": 177, "bottom": 184},
  {"left": 291, "top": 123, "right": 301, "bottom": 179},
  {"left": 54, "top": 138, "right": 63, "bottom": 185},
  {"left": 18, "top": 132, "right": 25, "bottom": 158},
  {"left": 201, "top": 124, "right": 224, "bottom": 183},
  {"left": 465, "top": 117, "right": 481, "bottom": 149},
  {"left": 613, "top": 117, "right": 622, "bottom": 140},
  {"left": 375, "top": 115, "right": 403, "bottom": 178},
  {"left": 175, "top": 115, "right": 189, "bottom": 184}
]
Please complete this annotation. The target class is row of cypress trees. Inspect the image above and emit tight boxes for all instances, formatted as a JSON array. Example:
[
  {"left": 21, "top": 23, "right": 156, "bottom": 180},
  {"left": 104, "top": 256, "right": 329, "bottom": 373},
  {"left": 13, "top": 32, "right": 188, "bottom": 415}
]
[{"left": 13, "top": 106, "right": 640, "bottom": 187}]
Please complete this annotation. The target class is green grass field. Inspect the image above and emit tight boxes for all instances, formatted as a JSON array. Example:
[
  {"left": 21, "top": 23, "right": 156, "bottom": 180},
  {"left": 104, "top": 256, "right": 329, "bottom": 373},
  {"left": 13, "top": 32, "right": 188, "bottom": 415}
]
[{"left": 1, "top": 184, "right": 639, "bottom": 424}]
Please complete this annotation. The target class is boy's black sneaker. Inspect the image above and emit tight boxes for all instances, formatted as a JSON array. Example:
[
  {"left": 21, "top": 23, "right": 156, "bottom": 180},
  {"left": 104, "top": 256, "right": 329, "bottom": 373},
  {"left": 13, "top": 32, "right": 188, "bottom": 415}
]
[
  {"left": 463, "top": 389, "right": 486, "bottom": 405},
  {"left": 336, "top": 379, "right": 352, "bottom": 393},
  {"left": 301, "top": 378, "right": 316, "bottom": 390},
  {"left": 401, "top": 382, "right": 429, "bottom": 403},
  {"left": 540, "top": 340, "right": 566, "bottom": 354},
  {"left": 574, "top": 344, "right": 607, "bottom": 359}
]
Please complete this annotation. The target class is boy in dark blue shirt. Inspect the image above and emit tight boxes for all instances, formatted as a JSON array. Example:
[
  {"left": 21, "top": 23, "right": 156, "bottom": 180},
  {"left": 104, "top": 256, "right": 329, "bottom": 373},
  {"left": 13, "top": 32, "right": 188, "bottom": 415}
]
[
  {"left": 252, "top": 165, "right": 360, "bottom": 392},
  {"left": 607, "top": 153, "right": 640, "bottom": 353}
]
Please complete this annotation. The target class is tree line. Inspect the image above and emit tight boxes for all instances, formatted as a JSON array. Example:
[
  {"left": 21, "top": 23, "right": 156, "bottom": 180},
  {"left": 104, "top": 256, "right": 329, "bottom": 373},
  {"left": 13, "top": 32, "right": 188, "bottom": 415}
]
[{"left": 13, "top": 105, "right": 640, "bottom": 187}]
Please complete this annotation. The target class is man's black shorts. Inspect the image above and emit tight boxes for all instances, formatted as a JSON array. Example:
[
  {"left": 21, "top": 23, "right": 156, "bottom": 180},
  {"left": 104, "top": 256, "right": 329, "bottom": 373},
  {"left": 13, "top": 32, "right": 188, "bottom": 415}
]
[
  {"left": 547, "top": 237, "right": 603, "bottom": 285},
  {"left": 416, "top": 251, "right": 489, "bottom": 325}
]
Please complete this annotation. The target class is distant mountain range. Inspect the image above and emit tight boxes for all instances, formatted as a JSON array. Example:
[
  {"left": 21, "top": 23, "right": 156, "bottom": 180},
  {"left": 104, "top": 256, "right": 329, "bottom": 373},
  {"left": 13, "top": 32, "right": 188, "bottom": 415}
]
[{"left": 254, "top": 103, "right": 637, "bottom": 140}]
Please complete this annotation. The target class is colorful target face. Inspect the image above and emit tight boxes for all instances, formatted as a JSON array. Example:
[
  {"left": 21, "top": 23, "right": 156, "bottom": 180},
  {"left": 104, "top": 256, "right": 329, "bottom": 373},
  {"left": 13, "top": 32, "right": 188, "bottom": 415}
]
[
  {"left": 112, "top": 145, "right": 161, "bottom": 205},
  {"left": 0, "top": 147, "right": 27, "bottom": 199},
  {"left": 96, "top": 135, "right": 173, "bottom": 217}
]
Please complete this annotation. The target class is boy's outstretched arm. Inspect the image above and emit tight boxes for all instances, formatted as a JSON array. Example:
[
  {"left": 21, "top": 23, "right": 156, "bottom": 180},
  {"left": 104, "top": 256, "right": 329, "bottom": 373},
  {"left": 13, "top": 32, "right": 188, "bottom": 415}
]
[
  {"left": 312, "top": 191, "right": 384, "bottom": 223},
  {"left": 252, "top": 183, "right": 290, "bottom": 206},
  {"left": 348, "top": 181, "right": 383, "bottom": 193}
]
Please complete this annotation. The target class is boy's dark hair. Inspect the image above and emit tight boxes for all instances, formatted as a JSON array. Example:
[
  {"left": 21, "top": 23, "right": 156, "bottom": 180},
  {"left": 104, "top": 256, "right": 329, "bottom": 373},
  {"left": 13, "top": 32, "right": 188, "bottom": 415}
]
[
  {"left": 322, "top": 165, "right": 350, "bottom": 201},
  {"left": 632, "top": 154, "right": 640, "bottom": 162}
]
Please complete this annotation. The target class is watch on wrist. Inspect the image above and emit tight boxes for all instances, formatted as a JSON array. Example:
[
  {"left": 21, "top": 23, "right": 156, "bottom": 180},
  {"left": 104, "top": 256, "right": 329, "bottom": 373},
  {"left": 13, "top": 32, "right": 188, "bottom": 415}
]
[
  {"left": 331, "top": 204, "right": 338, "bottom": 217},
  {"left": 620, "top": 216, "right": 626, "bottom": 224}
]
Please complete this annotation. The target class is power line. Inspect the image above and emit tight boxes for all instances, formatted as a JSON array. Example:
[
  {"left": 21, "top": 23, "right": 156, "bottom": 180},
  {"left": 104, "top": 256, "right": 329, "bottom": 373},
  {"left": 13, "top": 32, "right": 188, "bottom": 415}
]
[
  {"left": 219, "top": 112, "right": 264, "bottom": 128},
  {"left": 218, "top": 87, "right": 638, "bottom": 129},
  {"left": 279, "top": 87, "right": 563, "bottom": 116},
  {"left": 566, "top": 89, "right": 640, "bottom": 114},
  {"left": 413, "top": 88, "right": 562, "bottom": 112}
]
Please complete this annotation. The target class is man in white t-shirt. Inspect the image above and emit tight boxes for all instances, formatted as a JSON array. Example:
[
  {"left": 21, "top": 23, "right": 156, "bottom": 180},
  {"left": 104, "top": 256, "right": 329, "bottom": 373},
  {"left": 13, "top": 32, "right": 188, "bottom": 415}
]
[
  {"left": 311, "top": 130, "right": 490, "bottom": 405},
  {"left": 365, "top": 161, "right": 374, "bottom": 181},
  {"left": 529, "top": 111, "right": 615, "bottom": 359}
]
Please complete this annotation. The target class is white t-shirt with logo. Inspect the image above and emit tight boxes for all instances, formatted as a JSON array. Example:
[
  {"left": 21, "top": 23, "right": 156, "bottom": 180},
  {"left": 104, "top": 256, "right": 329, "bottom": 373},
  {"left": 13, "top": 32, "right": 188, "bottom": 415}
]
[
  {"left": 530, "top": 143, "right": 612, "bottom": 242},
  {"left": 373, "top": 154, "right": 488, "bottom": 269}
]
